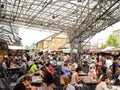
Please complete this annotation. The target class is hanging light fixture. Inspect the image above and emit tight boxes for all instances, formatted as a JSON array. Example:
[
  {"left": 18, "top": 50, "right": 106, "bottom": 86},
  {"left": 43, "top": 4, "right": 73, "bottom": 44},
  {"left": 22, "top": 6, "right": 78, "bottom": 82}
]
[{"left": 52, "top": 15, "right": 55, "bottom": 19}]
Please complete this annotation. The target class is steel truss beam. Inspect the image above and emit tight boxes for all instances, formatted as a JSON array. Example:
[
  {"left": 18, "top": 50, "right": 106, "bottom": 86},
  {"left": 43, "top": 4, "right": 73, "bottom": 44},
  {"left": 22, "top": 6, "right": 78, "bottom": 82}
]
[{"left": 0, "top": 0, "right": 120, "bottom": 44}]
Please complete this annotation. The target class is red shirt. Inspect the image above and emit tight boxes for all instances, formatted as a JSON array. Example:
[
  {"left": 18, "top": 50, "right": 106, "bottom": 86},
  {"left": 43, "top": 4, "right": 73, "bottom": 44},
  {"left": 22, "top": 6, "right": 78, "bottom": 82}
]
[{"left": 47, "top": 65, "right": 55, "bottom": 75}]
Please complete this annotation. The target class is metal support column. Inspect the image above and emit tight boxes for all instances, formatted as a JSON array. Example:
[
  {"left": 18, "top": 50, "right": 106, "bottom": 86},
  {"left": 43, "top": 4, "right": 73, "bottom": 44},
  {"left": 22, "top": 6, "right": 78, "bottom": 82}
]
[
  {"left": 70, "top": 41, "right": 73, "bottom": 63},
  {"left": 77, "top": 42, "right": 82, "bottom": 66}
]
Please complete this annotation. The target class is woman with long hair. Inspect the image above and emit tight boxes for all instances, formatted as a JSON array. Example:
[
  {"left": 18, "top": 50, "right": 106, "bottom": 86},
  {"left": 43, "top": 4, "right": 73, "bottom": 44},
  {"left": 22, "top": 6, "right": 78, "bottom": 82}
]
[
  {"left": 95, "top": 74, "right": 110, "bottom": 90},
  {"left": 60, "top": 74, "right": 75, "bottom": 90},
  {"left": 41, "top": 67, "right": 56, "bottom": 89}
]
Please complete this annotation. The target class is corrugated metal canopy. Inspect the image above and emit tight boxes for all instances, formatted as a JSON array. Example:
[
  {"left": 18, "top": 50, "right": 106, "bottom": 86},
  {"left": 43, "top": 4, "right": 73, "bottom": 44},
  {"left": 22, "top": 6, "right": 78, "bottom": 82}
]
[{"left": 0, "top": 0, "right": 120, "bottom": 44}]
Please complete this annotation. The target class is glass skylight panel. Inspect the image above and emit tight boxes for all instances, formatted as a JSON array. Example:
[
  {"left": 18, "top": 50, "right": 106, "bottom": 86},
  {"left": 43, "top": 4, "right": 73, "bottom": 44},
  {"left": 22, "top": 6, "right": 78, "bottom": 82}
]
[{"left": 89, "top": 1, "right": 98, "bottom": 9}]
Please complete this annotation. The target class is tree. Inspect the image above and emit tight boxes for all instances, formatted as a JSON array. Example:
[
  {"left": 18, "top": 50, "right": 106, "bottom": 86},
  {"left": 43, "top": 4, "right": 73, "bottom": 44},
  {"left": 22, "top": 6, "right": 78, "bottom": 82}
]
[
  {"left": 101, "top": 34, "right": 119, "bottom": 49},
  {"left": 101, "top": 43, "right": 107, "bottom": 49},
  {"left": 24, "top": 45, "right": 31, "bottom": 50}
]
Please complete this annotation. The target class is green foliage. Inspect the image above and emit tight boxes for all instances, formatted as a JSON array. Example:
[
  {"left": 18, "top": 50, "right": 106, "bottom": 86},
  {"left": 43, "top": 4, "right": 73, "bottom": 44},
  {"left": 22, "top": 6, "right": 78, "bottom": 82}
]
[
  {"left": 101, "top": 44, "right": 107, "bottom": 49},
  {"left": 101, "top": 34, "right": 119, "bottom": 49},
  {"left": 24, "top": 45, "right": 31, "bottom": 50},
  {"left": 106, "top": 34, "right": 119, "bottom": 46}
]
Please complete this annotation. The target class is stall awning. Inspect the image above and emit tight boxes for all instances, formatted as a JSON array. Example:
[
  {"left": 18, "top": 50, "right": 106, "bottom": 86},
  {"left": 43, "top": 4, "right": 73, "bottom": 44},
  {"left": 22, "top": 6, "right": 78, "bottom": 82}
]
[{"left": 8, "top": 46, "right": 25, "bottom": 50}]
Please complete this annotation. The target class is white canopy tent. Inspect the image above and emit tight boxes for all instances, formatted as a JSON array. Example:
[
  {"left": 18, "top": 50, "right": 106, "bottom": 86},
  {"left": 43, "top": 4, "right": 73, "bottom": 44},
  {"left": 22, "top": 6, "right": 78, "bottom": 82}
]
[{"left": 102, "top": 46, "right": 114, "bottom": 52}]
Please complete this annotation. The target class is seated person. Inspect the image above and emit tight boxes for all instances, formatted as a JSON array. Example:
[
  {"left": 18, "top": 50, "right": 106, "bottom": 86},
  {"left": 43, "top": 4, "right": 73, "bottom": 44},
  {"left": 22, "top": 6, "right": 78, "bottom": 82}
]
[
  {"left": 114, "top": 68, "right": 120, "bottom": 85},
  {"left": 70, "top": 63, "right": 77, "bottom": 72},
  {"left": 30, "top": 62, "right": 38, "bottom": 73},
  {"left": 16, "top": 71, "right": 34, "bottom": 84},
  {"left": 40, "top": 67, "right": 56, "bottom": 89},
  {"left": 95, "top": 74, "right": 110, "bottom": 90},
  {"left": 82, "top": 61, "right": 89, "bottom": 73},
  {"left": 61, "top": 63, "right": 70, "bottom": 76},
  {"left": 88, "top": 66, "right": 97, "bottom": 78},
  {"left": 71, "top": 67, "right": 84, "bottom": 84},
  {"left": 96, "top": 69, "right": 104, "bottom": 82},
  {"left": 19, "top": 59, "right": 27, "bottom": 75},
  {"left": 46, "top": 63, "right": 55, "bottom": 75},
  {"left": 60, "top": 74, "right": 75, "bottom": 90},
  {"left": 14, "top": 76, "right": 35, "bottom": 90}
]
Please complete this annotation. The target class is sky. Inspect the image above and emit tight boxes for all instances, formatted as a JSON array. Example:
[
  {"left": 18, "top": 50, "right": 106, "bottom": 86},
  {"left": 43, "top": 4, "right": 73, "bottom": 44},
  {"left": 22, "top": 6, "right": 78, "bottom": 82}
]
[
  {"left": 89, "top": 21, "right": 120, "bottom": 44},
  {"left": 19, "top": 28, "right": 54, "bottom": 46},
  {"left": 19, "top": 21, "right": 120, "bottom": 46}
]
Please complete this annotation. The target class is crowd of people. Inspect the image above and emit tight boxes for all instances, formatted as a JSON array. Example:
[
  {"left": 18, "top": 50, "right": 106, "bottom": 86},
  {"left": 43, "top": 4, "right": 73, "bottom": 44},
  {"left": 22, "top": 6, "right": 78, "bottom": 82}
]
[{"left": 1, "top": 49, "right": 120, "bottom": 90}]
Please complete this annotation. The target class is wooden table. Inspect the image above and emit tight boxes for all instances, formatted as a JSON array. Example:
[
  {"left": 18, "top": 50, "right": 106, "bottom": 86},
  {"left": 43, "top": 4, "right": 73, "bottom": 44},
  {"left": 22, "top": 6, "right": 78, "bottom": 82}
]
[
  {"left": 8, "top": 66, "right": 21, "bottom": 70},
  {"left": 81, "top": 76, "right": 99, "bottom": 90},
  {"left": 78, "top": 73, "right": 88, "bottom": 76},
  {"left": 7, "top": 66, "right": 21, "bottom": 74},
  {"left": 82, "top": 76, "right": 99, "bottom": 84},
  {"left": 34, "top": 71, "right": 40, "bottom": 76}
]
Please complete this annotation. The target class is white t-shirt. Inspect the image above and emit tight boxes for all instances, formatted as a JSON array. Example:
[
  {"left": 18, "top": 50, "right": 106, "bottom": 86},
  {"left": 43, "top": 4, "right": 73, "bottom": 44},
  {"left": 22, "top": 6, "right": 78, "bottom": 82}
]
[{"left": 106, "top": 59, "right": 113, "bottom": 68}]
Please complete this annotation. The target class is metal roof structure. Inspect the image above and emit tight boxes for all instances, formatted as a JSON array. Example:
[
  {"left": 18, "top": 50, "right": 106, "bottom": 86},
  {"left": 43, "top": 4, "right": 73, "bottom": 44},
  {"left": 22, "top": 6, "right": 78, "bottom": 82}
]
[
  {"left": 0, "top": 26, "right": 21, "bottom": 45},
  {"left": 0, "top": 0, "right": 120, "bottom": 45}
]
